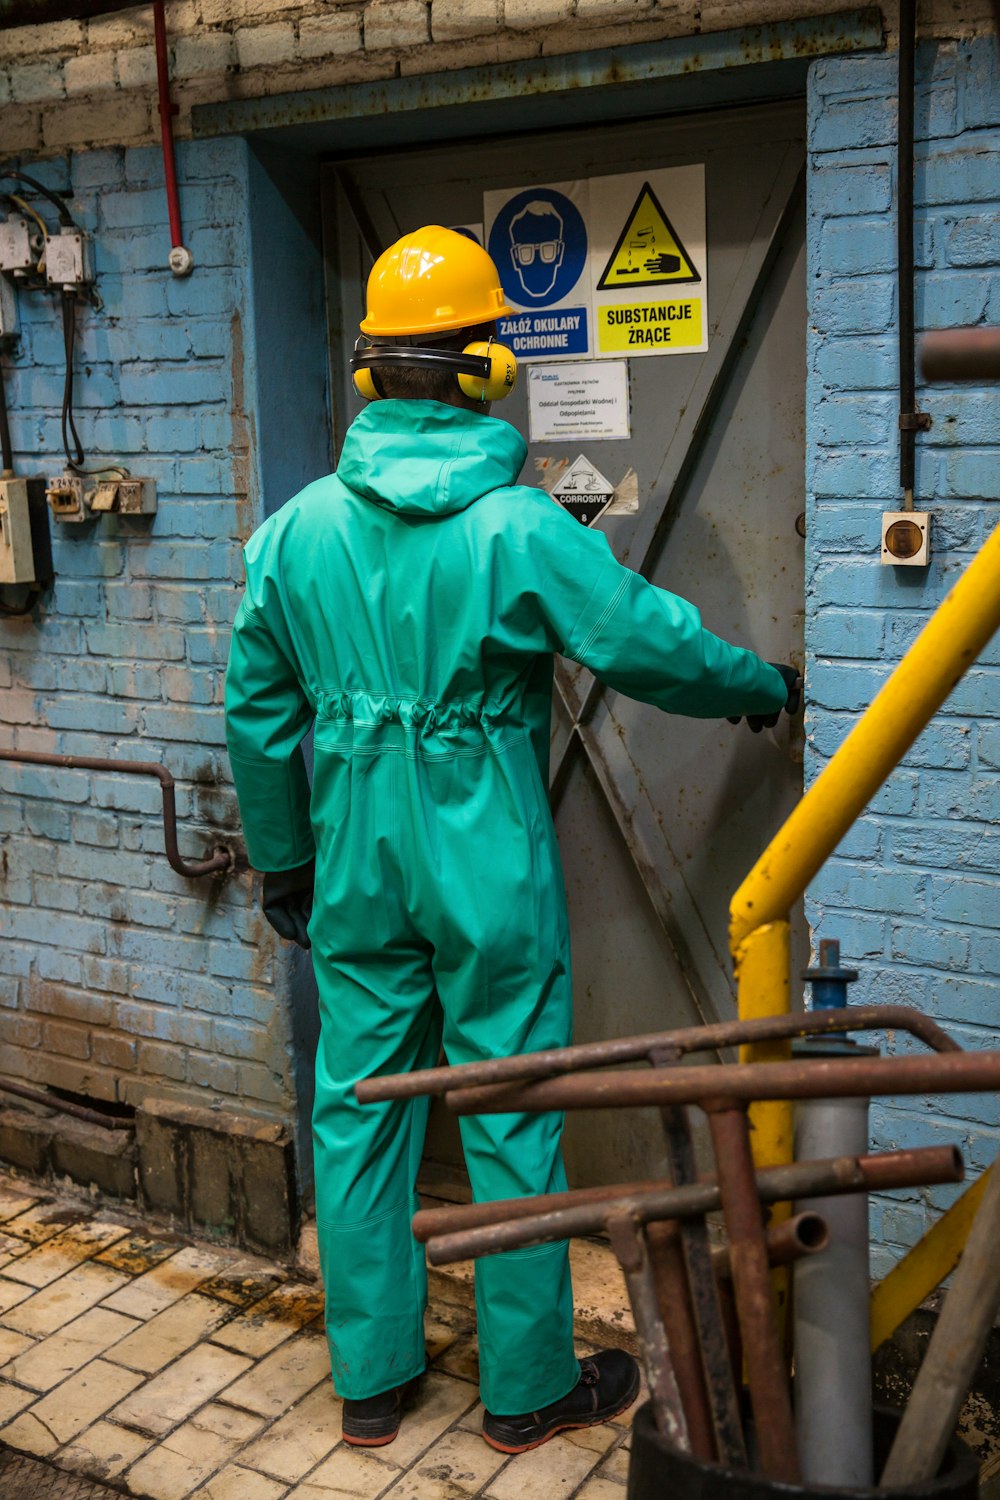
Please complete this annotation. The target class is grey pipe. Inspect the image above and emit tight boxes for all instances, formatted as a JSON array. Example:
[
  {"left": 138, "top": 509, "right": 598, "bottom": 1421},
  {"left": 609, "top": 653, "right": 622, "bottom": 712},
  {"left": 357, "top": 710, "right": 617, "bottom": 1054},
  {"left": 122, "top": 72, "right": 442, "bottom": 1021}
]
[{"left": 794, "top": 1081, "right": 874, "bottom": 1486}]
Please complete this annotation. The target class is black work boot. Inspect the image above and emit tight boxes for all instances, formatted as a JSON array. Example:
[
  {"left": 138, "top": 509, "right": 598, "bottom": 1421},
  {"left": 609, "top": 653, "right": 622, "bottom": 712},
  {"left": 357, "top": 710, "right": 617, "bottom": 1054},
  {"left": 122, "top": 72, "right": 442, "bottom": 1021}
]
[
  {"left": 482, "top": 1350, "right": 640, "bottom": 1453},
  {"left": 341, "top": 1374, "right": 422, "bottom": 1447}
]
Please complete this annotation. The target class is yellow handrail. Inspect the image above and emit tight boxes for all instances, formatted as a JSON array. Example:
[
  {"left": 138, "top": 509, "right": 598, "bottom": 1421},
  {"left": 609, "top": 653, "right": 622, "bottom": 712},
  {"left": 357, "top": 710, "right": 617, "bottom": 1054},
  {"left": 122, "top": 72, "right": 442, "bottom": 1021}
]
[{"left": 729, "top": 520, "right": 1000, "bottom": 1342}]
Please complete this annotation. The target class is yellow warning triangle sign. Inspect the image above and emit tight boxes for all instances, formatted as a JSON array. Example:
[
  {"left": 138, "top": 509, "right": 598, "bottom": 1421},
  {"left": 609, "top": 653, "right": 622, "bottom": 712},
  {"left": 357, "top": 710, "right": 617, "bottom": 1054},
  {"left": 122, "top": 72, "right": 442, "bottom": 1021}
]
[{"left": 596, "top": 181, "right": 701, "bottom": 291}]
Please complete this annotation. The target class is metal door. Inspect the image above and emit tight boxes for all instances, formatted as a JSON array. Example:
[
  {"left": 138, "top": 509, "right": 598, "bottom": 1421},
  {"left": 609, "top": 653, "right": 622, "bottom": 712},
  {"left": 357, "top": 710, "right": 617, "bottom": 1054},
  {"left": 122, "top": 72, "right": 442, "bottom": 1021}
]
[{"left": 323, "top": 100, "right": 806, "bottom": 1186}]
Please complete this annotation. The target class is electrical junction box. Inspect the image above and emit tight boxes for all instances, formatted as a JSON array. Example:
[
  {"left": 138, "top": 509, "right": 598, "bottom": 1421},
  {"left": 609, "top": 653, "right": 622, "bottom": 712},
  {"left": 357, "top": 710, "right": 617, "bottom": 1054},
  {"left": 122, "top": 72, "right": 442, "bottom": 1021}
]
[
  {"left": 0, "top": 477, "right": 52, "bottom": 586},
  {"left": 46, "top": 473, "right": 87, "bottom": 522},
  {"left": 0, "top": 216, "right": 33, "bottom": 275},
  {"left": 45, "top": 229, "right": 93, "bottom": 291},
  {"left": 881, "top": 511, "right": 931, "bottom": 567}
]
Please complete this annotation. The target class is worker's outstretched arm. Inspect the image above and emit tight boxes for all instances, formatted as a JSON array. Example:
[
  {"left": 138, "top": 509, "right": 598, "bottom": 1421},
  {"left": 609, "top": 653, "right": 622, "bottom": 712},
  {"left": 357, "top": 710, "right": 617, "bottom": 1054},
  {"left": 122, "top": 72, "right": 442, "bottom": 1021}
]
[
  {"left": 520, "top": 491, "right": 790, "bottom": 720},
  {"left": 225, "top": 587, "right": 316, "bottom": 873}
]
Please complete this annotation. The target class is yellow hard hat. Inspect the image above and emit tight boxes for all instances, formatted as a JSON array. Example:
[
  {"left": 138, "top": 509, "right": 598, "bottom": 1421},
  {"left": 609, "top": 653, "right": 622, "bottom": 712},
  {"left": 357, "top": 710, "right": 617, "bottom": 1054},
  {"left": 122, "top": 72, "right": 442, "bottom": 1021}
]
[{"left": 360, "top": 226, "right": 511, "bottom": 337}]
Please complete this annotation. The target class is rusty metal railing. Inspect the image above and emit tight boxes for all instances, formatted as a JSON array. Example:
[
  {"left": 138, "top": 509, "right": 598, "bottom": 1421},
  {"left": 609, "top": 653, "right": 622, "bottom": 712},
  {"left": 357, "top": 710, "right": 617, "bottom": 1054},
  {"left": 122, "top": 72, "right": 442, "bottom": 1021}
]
[{"left": 0, "top": 748, "right": 232, "bottom": 878}]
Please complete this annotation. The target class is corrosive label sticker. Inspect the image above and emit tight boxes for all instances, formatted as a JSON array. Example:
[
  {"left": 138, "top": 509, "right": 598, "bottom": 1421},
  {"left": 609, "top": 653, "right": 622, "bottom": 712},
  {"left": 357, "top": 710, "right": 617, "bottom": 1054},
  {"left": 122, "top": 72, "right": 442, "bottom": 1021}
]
[{"left": 598, "top": 299, "right": 703, "bottom": 353}]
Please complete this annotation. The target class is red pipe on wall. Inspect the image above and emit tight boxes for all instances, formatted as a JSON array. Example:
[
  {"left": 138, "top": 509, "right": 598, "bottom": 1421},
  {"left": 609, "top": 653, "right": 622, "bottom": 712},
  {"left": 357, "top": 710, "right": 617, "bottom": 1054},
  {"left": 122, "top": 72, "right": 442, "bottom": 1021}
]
[{"left": 153, "top": 0, "right": 192, "bottom": 275}]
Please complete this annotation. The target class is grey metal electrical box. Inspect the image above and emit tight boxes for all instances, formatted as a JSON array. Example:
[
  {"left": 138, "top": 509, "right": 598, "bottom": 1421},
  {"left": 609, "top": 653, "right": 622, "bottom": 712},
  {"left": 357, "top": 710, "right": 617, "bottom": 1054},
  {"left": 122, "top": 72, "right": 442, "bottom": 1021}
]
[
  {"left": 45, "top": 229, "right": 93, "bottom": 290},
  {"left": 0, "top": 476, "right": 52, "bottom": 586},
  {"left": 0, "top": 216, "right": 33, "bottom": 274}
]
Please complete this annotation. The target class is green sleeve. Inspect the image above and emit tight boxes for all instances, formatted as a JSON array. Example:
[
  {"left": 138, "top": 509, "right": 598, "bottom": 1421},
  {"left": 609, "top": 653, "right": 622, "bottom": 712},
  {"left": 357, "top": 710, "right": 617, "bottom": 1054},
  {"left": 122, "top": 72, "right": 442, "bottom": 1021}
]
[
  {"left": 225, "top": 591, "right": 315, "bottom": 873},
  {"left": 520, "top": 494, "right": 788, "bottom": 719}
]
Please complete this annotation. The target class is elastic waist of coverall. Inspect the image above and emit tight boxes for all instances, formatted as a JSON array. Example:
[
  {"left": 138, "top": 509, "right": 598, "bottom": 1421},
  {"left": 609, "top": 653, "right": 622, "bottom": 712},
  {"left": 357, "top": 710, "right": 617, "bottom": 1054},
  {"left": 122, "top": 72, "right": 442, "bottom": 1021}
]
[{"left": 313, "top": 690, "right": 529, "bottom": 761}]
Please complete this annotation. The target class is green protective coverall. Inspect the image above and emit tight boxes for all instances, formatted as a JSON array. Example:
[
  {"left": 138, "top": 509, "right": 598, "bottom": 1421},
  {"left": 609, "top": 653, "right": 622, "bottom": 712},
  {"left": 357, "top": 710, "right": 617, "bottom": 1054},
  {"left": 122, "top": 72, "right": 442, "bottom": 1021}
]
[{"left": 224, "top": 399, "right": 787, "bottom": 1415}]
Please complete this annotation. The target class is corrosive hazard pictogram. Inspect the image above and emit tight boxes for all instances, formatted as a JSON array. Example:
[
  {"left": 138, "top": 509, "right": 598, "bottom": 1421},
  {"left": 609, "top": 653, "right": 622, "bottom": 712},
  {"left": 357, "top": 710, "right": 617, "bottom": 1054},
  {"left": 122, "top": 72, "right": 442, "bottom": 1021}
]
[
  {"left": 550, "top": 454, "right": 616, "bottom": 527},
  {"left": 596, "top": 181, "right": 701, "bottom": 291}
]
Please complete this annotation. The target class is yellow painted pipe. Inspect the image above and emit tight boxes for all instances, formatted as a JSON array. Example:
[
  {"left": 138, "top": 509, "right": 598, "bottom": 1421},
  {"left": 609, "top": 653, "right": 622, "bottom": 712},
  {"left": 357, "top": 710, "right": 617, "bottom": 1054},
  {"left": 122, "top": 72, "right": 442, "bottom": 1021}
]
[
  {"left": 870, "top": 1165, "right": 993, "bottom": 1352},
  {"left": 730, "top": 520, "right": 1000, "bottom": 954}
]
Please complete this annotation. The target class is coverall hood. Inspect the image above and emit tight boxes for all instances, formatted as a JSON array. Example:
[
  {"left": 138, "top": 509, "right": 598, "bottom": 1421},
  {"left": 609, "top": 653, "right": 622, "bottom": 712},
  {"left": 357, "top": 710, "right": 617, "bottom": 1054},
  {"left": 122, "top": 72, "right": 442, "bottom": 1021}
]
[{"left": 337, "top": 399, "right": 527, "bottom": 517}]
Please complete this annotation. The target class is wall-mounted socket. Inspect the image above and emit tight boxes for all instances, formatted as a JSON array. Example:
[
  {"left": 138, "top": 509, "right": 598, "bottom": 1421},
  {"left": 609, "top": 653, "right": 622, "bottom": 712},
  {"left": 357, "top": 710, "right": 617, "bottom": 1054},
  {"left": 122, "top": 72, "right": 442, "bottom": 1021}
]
[
  {"left": 881, "top": 511, "right": 931, "bottom": 567},
  {"left": 86, "top": 477, "right": 157, "bottom": 516},
  {"left": 0, "top": 216, "right": 34, "bottom": 275},
  {"left": 46, "top": 474, "right": 87, "bottom": 522}
]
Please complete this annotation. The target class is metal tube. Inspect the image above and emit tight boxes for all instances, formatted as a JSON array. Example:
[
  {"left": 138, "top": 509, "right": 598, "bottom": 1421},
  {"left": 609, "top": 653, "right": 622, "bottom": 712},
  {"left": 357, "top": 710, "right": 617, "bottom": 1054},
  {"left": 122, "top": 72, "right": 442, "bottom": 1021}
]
[
  {"left": 644, "top": 1220, "right": 717, "bottom": 1461},
  {"left": 705, "top": 1103, "right": 798, "bottom": 1484},
  {"left": 424, "top": 1146, "right": 962, "bottom": 1265},
  {"left": 921, "top": 328, "right": 1000, "bottom": 383},
  {"left": 153, "top": 1, "right": 184, "bottom": 254},
  {"left": 0, "top": 748, "right": 231, "bottom": 879},
  {"left": 356, "top": 1004, "right": 959, "bottom": 1105},
  {"left": 653, "top": 1051, "right": 745, "bottom": 1468},
  {"left": 897, "top": 0, "right": 920, "bottom": 502},
  {"left": 445, "top": 1049, "right": 1000, "bottom": 1116},
  {"left": 730, "top": 521, "right": 1000, "bottom": 953},
  {"left": 794, "top": 1093, "right": 874, "bottom": 1486},
  {"left": 0, "top": 1078, "right": 134, "bottom": 1130},
  {"left": 712, "top": 1212, "right": 829, "bottom": 1279},
  {"left": 607, "top": 1213, "right": 691, "bottom": 1452}
]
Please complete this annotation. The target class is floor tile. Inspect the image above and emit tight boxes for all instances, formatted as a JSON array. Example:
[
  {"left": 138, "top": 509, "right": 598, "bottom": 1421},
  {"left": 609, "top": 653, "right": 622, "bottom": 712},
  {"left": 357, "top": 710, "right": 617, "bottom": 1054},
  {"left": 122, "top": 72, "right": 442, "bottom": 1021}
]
[
  {"left": 384, "top": 1372, "right": 480, "bottom": 1468},
  {"left": 111, "top": 1342, "right": 253, "bottom": 1437},
  {"left": 0, "top": 1406, "right": 60, "bottom": 1457},
  {"left": 574, "top": 1477, "right": 628, "bottom": 1498},
  {"left": 598, "top": 1444, "right": 630, "bottom": 1482},
  {"left": 198, "top": 1266, "right": 286, "bottom": 1309},
  {"left": 190, "top": 1402, "right": 266, "bottom": 1444},
  {"left": 0, "top": 1327, "right": 34, "bottom": 1366},
  {"left": 107, "top": 1292, "right": 232, "bottom": 1374},
  {"left": 288, "top": 1445, "right": 400, "bottom": 1498},
  {"left": 190, "top": 1462, "right": 288, "bottom": 1499},
  {"left": 14, "top": 1357, "right": 142, "bottom": 1448},
  {"left": 2, "top": 1221, "right": 128, "bottom": 1288},
  {"left": 104, "top": 1246, "right": 231, "bottom": 1321},
  {"left": 0, "top": 1231, "right": 30, "bottom": 1270},
  {"left": 94, "top": 1233, "right": 184, "bottom": 1277},
  {"left": 0, "top": 1191, "right": 45, "bottom": 1224},
  {"left": 2, "top": 1203, "right": 69, "bottom": 1245},
  {"left": 486, "top": 1432, "right": 601, "bottom": 1500},
  {"left": 0, "top": 1378, "right": 36, "bottom": 1423},
  {"left": 221, "top": 1332, "right": 330, "bottom": 1419},
  {"left": 561, "top": 1421, "right": 622, "bottom": 1457},
  {"left": 210, "top": 1282, "right": 324, "bottom": 1359},
  {"left": 126, "top": 1409, "right": 262, "bottom": 1500},
  {"left": 1, "top": 1306, "right": 138, "bottom": 1392},
  {"left": 59, "top": 1419, "right": 152, "bottom": 1482},
  {"left": 1, "top": 1262, "right": 126, "bottom": 1336},
  {"left": 239, "top": 1380, "right": 342, "bottom": 1482},
  {"left": 0, "top": 1279, "right": 32, "bottom": 1317},
  {"left": 396, "top": 1425, "right": 506, "bottom": 1495}
]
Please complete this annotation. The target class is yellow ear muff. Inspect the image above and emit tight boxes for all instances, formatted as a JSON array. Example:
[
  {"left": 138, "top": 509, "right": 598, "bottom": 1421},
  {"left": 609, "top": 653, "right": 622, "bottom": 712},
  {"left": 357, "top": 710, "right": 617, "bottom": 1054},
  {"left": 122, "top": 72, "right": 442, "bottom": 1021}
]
[
  {"left": 353, "top": 367, "right": 382, "bottom": 401},
  {"left": 457, "top": 341, "right": 518, "bottom": 403}
]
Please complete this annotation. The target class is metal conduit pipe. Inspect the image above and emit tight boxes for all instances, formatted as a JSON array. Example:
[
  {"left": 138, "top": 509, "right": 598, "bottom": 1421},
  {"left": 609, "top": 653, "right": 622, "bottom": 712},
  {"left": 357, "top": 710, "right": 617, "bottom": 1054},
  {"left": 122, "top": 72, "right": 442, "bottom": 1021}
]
[
  {"left": 0, "top": 748, "right": 232, "bottom": 878},
  {"left": 0, "top": 1078, "right": 134, "bottom": 1130},
  {"left": 897, "top": 0, "right": 930, "bottom": 505}
]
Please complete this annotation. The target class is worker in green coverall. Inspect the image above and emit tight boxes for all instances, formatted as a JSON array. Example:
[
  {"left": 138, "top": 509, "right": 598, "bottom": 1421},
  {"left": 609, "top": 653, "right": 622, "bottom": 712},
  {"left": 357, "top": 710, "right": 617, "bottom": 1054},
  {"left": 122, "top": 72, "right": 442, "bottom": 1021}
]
[{"left": 225, "top": 227, "right": 799, "bottom": 1454}]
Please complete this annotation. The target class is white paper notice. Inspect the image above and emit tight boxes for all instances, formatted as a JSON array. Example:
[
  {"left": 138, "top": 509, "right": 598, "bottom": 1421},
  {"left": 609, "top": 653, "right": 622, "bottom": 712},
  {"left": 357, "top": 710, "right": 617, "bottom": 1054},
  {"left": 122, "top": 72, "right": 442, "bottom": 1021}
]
[{"left": 527, "top": 361, "right": 630, "bottom": 443}]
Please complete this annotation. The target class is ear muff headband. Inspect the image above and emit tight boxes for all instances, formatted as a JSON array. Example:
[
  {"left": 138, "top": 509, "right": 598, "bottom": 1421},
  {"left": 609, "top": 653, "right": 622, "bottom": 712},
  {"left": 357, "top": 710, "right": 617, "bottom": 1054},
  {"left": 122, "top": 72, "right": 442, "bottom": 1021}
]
[{"left": 350, "top": 340, "right": 517, "bottom": 403}]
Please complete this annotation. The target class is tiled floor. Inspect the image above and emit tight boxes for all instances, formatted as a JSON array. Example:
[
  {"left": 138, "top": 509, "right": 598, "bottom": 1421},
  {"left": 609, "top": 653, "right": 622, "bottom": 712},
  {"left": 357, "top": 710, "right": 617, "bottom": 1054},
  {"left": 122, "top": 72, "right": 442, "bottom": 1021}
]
[{"left": 0, "top": 1173, "right": 640, "bottom": 1499}]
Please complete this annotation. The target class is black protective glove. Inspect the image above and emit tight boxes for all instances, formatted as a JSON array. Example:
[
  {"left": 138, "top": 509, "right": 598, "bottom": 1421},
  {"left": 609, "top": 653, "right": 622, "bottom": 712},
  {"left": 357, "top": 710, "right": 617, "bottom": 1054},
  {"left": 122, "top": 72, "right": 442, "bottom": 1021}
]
[
  {"left": 262, "top": 860, "right": 315, "bottom": 950},
  {"left": 727, "top": 663, "right": 802, "bottom": 735}
]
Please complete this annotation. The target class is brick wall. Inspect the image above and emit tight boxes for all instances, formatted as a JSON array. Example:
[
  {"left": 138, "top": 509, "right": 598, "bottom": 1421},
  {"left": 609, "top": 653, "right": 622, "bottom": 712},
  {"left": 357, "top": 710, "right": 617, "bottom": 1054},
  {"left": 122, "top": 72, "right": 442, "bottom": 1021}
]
[
  {"left": 805, "top": 35, "right": 1000, "bottom": 1276},
  {"left": 1, "top": 0, "right": 997, "bottom": 160},
  {"left": 0, "top": 136, "right": 327, "bottom": 1162}
]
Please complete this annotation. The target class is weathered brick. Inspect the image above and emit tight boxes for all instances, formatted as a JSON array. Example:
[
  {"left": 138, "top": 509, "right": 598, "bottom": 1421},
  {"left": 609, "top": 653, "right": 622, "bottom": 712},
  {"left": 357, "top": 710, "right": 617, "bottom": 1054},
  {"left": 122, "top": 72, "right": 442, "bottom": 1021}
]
[{"left": 363, "top": 0, "right": 429, "bottom": 49}]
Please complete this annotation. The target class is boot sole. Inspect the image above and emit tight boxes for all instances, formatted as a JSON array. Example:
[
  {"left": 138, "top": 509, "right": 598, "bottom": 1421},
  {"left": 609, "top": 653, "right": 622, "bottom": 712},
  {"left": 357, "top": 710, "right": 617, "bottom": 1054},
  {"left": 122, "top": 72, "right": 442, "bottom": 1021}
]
[
  {"left": 342, "top": 1427, "right": 400, "bottom": 1448},
  {"left": 482, "top": 1365, "right": 641, "bottom": 1455}
]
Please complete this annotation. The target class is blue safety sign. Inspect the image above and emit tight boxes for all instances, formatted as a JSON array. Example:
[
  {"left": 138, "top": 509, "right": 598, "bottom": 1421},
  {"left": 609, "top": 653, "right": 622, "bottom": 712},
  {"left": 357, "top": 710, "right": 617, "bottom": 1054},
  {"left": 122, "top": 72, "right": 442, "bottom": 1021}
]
[{"left": 487, "top": 186, "right": 589, "bottom": 360}]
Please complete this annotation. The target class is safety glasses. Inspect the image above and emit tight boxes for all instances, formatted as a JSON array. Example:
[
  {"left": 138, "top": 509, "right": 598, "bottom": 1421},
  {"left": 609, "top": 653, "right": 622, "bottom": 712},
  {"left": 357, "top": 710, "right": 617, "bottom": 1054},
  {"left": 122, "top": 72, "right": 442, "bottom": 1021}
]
[{"left": 511, "top": 240, "right": 563, "bottom": 266}]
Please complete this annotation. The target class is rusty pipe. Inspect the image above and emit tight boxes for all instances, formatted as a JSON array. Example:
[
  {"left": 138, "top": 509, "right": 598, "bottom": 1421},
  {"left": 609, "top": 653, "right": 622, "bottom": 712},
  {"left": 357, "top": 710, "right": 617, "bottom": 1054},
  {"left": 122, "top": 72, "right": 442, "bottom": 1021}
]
[
  {"left": 607, "top": 1212, "right": 691, "bottom": 1451},
  {"left": 424, "top": 1146, "right": 963, "bottom": 1265},
  {"left": 445, "top": 1049, "right": 999, "bottom": 1117},
  {"left": 414, "top": 1178, "right": 667, "bottom": 1243},
  {"left": 0, "top": 748, "right": 231, "bottom": 878},
  {"left": 921, "top": 328, "right": 1000, "bottom": 383},
  {"left": 0, "top": 1077, "right": 134, "bottom": 1130},
  {"left": 712, "top": 1211, "right": 829, "bottom": 1279},
  {"left": 706, "top": 1102, "right": 799, "bottom": 1483},
  {"left": 645, "top": 1218, "right": 718, "bottom": 1462},
  {"left": 356, "top": 1005, "right": 959, "bottom": 1105}
]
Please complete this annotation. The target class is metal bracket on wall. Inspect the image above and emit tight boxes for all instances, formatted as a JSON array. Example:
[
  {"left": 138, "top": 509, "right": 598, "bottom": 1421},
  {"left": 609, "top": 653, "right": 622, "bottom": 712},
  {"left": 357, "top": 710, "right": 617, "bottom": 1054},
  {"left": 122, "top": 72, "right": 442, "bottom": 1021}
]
[{"left": 0, "top": 748, "right": 233, "bottom": 879}]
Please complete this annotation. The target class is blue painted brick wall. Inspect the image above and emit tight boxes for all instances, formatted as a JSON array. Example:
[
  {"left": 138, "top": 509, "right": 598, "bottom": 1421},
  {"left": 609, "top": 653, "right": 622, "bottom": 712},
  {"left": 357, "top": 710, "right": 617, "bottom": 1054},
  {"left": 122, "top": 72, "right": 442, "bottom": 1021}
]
[
  {"left": 807, "top": 37, "right": 1000, "bottom": 1277},
  {"left": 0, "top": 139, "right": 302, "bottom": 1137}
]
